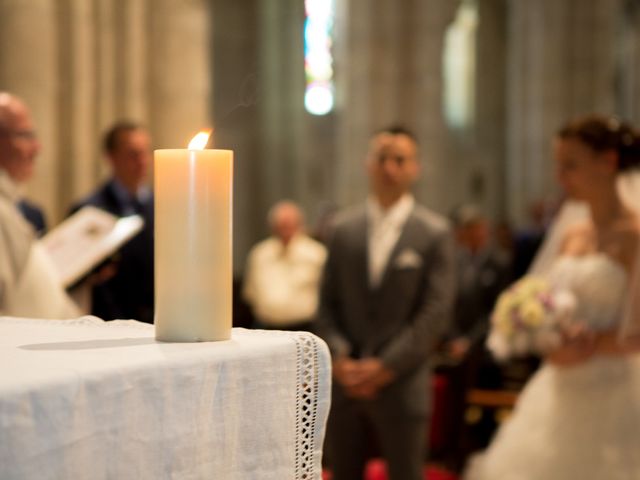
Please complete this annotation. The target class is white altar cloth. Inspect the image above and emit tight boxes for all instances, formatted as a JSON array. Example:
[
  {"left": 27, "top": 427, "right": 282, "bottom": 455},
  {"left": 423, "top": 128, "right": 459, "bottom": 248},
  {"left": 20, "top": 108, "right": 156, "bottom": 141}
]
[{"left": 0, "top": 316, "right": 331, "bottom": 479}]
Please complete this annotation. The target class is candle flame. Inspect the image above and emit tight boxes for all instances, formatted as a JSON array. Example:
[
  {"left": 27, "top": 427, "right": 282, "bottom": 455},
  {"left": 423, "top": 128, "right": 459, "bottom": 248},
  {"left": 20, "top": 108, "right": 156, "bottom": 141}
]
[{"left": 188, "top": 129, "right": 212, "bottom": 150}]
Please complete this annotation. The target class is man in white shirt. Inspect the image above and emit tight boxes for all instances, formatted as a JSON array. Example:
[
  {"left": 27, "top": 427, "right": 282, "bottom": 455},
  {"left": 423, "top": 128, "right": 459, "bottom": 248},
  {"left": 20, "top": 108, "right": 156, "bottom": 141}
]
[
  {"left": 315, "top": 126, "right": 456, "bottom": 480},
  {"left": 0, "top": 92, "right": 78, "bottom": 318},
  {"left": 242, "top": 201, "right": 327, "bottom": 331}
]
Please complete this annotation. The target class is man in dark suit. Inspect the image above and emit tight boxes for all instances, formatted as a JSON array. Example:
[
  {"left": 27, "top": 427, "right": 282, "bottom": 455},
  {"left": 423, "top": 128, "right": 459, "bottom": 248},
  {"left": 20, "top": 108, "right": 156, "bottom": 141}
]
[
  {"left": 70, "top": 121, "right": 154, "bottom": 323},
  {"left": 436, "top": 204, "right": 511, "bottom": 470},
  {"left": 316, "top": 126, "right": 456, "bottom": 480},
  {"left": 445, "top": 204, "right": 511, "bottom": 358}
]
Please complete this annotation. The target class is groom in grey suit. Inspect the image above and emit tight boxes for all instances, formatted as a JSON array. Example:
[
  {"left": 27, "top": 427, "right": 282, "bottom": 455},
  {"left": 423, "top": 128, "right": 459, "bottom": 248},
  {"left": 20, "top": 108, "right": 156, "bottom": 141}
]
[{"left": 316, "top": 126, "right": 456, "bottom": 480}]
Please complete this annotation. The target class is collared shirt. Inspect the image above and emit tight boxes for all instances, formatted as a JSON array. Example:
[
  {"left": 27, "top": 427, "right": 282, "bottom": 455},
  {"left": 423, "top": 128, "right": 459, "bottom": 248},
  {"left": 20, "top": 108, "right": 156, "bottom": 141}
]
[
  {"left": 366, "top": 194, "right": 415, "bottom": 288},
  {"left": 242, "top": 234, "right": 327, "bottom": 326},
  {"left": 0, "top": 169, "right": 21, "bottom": 204},
  {"left": 111, "top": 179, "right": 152, "bottom": 215}
]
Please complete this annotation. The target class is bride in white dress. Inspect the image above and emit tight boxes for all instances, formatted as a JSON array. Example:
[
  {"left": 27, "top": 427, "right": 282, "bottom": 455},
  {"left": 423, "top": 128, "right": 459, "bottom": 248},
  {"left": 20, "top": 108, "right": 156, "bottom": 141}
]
[{"left": 465, "top": 114, "right": 640, "bottom": 480}]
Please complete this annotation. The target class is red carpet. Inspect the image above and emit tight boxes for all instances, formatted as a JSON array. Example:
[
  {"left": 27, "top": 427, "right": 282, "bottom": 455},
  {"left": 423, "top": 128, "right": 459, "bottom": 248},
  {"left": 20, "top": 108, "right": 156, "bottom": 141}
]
[{"left": 323, "top": 459, "right": 458, "bottom": 480}]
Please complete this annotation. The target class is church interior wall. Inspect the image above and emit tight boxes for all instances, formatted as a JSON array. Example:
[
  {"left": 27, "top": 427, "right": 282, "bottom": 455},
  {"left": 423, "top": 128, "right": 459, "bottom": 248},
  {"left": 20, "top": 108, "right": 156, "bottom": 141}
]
[{"left": 1, "top": 0, "right": 639, "bottom": 272}]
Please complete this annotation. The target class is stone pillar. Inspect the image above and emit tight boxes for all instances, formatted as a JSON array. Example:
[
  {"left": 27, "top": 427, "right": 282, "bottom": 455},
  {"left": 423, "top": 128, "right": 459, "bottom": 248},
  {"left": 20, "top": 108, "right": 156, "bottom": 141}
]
[
  {"left": 475, "top": 0, "right": 507, "bottom": 219},
  {"left": 57, "top": 0, "right": 100, "bottom": 211},
  {"left": 616, "top": 0, "right": 640, "bottom": 122},
  {"left": 256, "top": 0, "right": 306, "bottom": 205},
  {"left": 335, "top": 0, "right": 458, "bottom": 213},
  {"left": 0, "top": 0, "right": 59, "bottom": 223},
  {"left": 210, "top": 0, "right": 261, "bottom": 271},
  {"left": 148, "top": 0, "right": 211, "bottom": 149},
  {"left": 506, "top": 0, "right": 619, "bottom": 225},
  {"left": 0, "top": 0, "right": 211, "bottom": 223},
  {"left": 410, "top": 0, "right": 460, "bottom": 213}
]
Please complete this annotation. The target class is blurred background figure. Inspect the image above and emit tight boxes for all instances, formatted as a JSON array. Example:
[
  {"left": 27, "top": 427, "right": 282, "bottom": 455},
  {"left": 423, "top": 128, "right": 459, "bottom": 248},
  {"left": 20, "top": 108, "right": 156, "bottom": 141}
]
[
  {"left": 69, "top": 121, "right": 154, "bottom": 323},
  {"left": 446, "top": 204, "right": 511, "bottom": 360},
  {"left": 242, "top": 200, "right": 326, "bottom": 331},
  {"left": 433, "top": 203, "right": 511, "bottom": 472},
  {"left": 0, "top": 92, "right": 77, "bottom": 318}
]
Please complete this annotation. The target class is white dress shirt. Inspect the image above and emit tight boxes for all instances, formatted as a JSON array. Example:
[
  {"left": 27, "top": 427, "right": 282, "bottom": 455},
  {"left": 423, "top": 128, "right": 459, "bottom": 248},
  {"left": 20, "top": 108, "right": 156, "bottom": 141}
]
[
  {"left": 366, "top": 194, "right": 415, "bottom": 288},
  {"left": 242, "top": 233, "right": 327, "bottom": 327}
]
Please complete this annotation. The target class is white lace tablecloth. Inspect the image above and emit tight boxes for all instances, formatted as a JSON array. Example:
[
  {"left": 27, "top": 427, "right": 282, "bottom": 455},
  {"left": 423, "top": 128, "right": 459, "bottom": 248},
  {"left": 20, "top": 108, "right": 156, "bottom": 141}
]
[{"left": 0, "top": 316, "right": 331, "bottom": 479}]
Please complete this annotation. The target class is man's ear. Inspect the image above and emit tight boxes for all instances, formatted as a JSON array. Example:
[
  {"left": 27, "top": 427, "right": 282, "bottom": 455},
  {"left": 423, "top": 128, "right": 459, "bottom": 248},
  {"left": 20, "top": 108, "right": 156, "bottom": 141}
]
[{"left": 411, "top": 158, "right": 422, "bottom": 180}]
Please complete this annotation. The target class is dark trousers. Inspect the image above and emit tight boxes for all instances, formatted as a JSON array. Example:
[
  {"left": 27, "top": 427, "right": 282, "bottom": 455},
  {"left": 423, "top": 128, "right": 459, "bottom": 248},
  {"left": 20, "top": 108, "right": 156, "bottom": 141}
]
[{"left": 325, "top": 394, "right": 427, "bottom": 480}]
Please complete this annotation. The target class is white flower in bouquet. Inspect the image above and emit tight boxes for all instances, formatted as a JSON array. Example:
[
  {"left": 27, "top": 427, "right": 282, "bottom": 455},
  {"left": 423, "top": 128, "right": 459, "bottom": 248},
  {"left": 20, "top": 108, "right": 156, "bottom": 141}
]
[{"left": 487, "top": 276, "right": 577, "bottom": 361}]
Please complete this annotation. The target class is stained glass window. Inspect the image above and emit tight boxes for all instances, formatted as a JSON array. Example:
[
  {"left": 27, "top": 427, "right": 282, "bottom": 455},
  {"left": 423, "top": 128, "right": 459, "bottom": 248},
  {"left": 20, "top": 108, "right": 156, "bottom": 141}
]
[
  {"left": 443, "top": 0, "right": 478, "bottom": 129},
  {"left": 304, "top": 0, "right": 335, "bottom": 115}
]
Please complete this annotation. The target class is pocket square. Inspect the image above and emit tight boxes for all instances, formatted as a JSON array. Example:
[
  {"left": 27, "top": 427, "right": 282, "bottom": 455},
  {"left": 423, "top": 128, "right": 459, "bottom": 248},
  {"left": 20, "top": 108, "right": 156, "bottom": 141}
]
[{"left": 394, "top": 248, "right": 423, "bottom": 269}]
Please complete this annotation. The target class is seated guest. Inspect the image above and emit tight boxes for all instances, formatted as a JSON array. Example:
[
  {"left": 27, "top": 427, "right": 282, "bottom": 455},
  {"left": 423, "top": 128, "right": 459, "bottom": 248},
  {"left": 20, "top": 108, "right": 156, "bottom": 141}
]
[
  {"left": 0, "top": 92, "right": 78, "bottom": 318},
  {"left": 69, "top": 121, "right": 154, "bottom": 323},
  {"left": 242, "top": 200, "right": 327, "bottom": 331}
]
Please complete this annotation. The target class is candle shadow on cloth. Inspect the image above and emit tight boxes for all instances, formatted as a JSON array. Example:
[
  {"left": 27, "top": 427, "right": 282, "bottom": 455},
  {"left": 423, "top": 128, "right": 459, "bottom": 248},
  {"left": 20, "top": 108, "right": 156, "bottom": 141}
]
[{"left": 19, "top": 337, "right": 156, "bottom": 350}]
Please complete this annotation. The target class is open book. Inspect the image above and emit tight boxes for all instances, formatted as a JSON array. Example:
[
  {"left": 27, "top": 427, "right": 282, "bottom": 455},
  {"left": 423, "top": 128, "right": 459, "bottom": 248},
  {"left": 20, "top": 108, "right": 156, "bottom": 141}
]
[{"left": 39, "top": 206, "right": 144, "bottom": 288}]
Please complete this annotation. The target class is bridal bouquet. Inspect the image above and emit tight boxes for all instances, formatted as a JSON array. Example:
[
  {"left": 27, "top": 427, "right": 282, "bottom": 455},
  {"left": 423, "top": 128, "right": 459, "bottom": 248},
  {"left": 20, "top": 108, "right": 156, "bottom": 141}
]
[{"left": 487, "top": 276, "right": 577, "bottom": 360}]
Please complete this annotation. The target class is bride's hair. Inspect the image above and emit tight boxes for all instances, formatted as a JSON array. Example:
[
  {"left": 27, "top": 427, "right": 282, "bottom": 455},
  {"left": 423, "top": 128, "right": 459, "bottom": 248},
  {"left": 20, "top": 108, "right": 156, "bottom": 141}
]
[{"left": 557, "top": 114, "right": 640, "bottom": 172}]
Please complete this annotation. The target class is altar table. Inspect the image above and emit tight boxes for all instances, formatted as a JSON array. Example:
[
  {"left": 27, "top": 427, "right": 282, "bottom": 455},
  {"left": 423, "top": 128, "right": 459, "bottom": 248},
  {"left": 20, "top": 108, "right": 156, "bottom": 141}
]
[{"left": 0, "top": 316, "right": 331, "bottom": 479}]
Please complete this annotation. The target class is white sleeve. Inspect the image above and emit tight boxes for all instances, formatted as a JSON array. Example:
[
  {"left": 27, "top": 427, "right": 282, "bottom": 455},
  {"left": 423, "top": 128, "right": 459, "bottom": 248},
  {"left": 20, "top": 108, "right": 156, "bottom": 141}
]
[{"left": 3, "top": 243, "right": 79, "bottom": 319}]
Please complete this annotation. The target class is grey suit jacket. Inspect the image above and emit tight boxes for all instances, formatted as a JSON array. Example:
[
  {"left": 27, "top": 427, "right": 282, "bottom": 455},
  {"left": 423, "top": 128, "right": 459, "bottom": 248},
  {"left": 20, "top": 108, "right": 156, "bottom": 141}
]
[{"left": 316, "top": 203, "right": 456, "bottom": 413}]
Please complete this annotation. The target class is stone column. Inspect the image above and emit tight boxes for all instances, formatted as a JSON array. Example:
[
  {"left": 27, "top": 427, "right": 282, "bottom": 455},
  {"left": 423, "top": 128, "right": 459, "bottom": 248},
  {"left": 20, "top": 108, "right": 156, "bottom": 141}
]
[
  {"left": 0, "top": 0, "right": 211, "bottom": 223},
  {"left": 334, "top": 0, "right": 458, "bottom": 213},
  {"left": 409, "top": 0, "right": 460, "bottom": 213},
  {"left": 256, "top": 0, "right": 306, "bottom": 205},
  {"left": 506, "top": 0, "right": 619, "bottom": 225},
  {"left": 0, "top": 0, "right": 59, "bottom": 223},
  {"left": 616, "top": 0, "right": 640, "bottom": 122},
  {"left": 475, "top": 0, "right": 507, "bottom": 219},
  {"left": 148, "top": 0, "right": 211, "bottom": 149},
  {"left": 57, "top": 0, "right": 100, "bottom": 212}
]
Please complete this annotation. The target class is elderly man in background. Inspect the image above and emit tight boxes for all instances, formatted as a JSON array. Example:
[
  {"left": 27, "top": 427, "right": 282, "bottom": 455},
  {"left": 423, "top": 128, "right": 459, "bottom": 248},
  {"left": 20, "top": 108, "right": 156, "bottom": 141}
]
[
  {"left": 69, "top": 121, "right": 155, "bottom": 323},
  {"left": 0, "top": 92, "right": 78, "bottom": 318},
  {"left": 242, "top": 200, "right": 327, "bottom": 331}
]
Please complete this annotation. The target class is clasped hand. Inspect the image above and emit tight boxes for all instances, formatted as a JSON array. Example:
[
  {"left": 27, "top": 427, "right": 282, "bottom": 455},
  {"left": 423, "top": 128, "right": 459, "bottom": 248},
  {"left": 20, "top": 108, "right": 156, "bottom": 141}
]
[{"left": 332, "top": 357, "right": 396, "bottom": 400}]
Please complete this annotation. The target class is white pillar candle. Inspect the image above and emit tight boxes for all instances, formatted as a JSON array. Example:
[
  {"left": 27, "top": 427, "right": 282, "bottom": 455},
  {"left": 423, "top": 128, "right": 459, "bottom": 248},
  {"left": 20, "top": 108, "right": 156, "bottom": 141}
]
[{"left": 154, "top": 132, "right": 233, "bottom": 342}]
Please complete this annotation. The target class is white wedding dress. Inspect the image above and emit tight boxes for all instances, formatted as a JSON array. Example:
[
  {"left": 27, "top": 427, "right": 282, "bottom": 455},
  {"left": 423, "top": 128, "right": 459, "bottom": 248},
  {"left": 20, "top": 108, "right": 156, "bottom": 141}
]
[{"left": 465, "top": 254, "right": 640, "bottom": 480}]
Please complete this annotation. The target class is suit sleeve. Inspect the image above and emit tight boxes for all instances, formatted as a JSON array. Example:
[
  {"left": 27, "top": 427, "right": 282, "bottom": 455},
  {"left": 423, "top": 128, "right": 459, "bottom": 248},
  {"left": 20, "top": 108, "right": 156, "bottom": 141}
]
[
  {"left": 379, "top": 229, "right": 457, "bottom": 375},
  {"left": 313, "top": 228, "right": 353, "bottom": 359}
]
